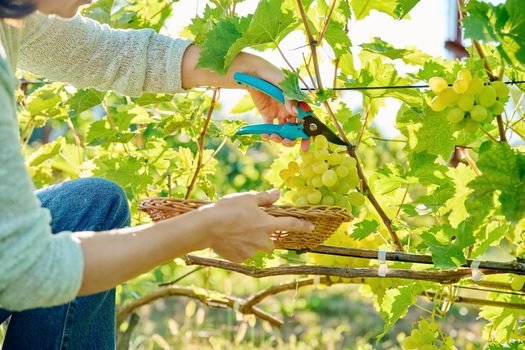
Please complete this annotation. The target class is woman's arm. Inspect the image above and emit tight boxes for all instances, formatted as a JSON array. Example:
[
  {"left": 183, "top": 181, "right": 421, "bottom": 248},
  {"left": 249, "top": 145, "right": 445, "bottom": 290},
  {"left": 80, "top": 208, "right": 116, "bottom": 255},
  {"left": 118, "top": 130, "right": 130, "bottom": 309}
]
[
  {"left": 76, "top": 191, "right": 313, "bottom": 296},
  {"left": 18, "top": 12, "right": 191, "bottom": 96}
]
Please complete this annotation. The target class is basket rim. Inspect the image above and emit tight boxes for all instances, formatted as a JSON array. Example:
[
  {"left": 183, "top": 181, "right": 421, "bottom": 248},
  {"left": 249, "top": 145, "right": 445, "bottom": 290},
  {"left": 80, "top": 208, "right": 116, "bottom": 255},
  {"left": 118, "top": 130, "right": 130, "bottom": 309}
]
[{"left": 139, "top": 196, "right": 353, "bottom": 221}]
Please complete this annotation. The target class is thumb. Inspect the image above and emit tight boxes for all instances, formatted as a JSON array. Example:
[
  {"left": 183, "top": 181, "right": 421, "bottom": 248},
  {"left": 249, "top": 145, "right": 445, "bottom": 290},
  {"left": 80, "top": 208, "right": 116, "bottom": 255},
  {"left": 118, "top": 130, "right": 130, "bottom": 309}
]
[
  {"left": 301, "top": 138, "right": 311, "bottom": 152},
  {"left": 254, "top": 189, "right": 280, "bottom": 206}
]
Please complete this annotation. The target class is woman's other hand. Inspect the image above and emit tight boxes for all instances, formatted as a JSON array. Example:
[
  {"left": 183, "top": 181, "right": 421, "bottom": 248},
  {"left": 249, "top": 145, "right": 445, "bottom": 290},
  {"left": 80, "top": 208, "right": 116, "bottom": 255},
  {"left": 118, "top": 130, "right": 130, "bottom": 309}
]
[{"left": 199, "top": 189, "right": 315, "bottom": 263}]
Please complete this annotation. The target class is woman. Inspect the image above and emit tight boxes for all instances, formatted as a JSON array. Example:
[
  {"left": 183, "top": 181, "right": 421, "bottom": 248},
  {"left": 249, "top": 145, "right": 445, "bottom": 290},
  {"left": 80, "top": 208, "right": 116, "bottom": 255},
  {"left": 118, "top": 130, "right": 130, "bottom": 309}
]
[{"left": 0, "top": 0, "right": 313, "bottom": 348}]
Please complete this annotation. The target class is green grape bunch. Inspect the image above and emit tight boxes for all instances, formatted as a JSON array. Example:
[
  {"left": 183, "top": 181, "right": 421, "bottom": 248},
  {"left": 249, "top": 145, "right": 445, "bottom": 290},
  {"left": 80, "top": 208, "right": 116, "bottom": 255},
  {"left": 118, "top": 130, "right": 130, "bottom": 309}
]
[
  {"left": 402, "top": 319, "right": 457, "bottom": 350},
  {"left": 428, "top": 68, "right": 509, "bottom": 133},
  {"left": 279, "top": 135, "right": 365, "bottom": 210}
]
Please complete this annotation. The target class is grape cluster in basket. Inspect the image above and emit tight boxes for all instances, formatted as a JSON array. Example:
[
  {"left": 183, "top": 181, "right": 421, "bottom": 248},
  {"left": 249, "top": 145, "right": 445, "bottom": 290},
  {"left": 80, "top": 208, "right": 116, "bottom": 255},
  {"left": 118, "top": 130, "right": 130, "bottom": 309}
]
[
  {"left": 279, "top": 135, "right": 364, "bottom": 210},
  {"left": 428, "top": 69, "right": 509, "bottom": 132}
]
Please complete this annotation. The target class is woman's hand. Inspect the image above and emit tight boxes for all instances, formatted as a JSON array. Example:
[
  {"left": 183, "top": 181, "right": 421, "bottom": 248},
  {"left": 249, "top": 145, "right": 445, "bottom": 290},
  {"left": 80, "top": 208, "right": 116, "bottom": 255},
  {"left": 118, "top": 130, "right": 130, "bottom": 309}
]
[
  {"left": 181, "top": 45, "right": 307, "bottom": 148},
  {"left": 199, "top": 189, "right": 315, "bottom": 263}
]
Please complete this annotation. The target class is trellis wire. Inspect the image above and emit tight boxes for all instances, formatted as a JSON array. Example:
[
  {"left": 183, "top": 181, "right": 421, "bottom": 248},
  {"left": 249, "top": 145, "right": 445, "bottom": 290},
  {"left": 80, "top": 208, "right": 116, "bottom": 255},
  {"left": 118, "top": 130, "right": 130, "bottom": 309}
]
[{"left": 300, "top": 80, "right": 525, "bottom": 91}]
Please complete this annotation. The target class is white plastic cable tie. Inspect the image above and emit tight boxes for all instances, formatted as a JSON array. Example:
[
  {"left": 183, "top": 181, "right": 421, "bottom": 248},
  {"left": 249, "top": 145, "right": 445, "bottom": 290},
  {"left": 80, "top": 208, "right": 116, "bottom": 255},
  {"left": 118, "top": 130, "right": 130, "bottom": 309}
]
[
  {"left": 378, "top": 250, "right": 388, "bottom": 277},
  {"left": 470, "top": 259, "right": 485, "bottom": 282}
]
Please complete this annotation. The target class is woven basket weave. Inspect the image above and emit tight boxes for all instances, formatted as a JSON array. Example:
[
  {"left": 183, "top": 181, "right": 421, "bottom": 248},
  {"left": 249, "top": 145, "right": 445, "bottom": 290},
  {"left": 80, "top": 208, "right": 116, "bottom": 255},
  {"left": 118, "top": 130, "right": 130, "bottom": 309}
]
[{"left": 139, "top": 197, "right": 352, "bottom": 249}]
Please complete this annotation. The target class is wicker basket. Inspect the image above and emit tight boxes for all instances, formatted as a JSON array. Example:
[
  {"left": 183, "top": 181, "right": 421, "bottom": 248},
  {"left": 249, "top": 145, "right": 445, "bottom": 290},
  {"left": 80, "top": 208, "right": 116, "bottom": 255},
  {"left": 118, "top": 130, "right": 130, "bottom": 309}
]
[{"left": 139, "top": 197, "right": 353, "bottom": 249}]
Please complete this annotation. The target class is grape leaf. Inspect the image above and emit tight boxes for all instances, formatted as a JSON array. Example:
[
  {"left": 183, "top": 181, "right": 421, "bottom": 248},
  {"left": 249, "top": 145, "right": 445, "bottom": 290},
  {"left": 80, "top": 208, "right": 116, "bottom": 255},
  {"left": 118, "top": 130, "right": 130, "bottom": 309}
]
[
  {"left": 396, "top": 105, "right": 456, "bottom": 158},
  {"left": 324, "top": 20, "right": 351, "bottom": 57},
  {"left": 463, "top": 0, "right": 525, "bottom": 66},
  {"left": 279, "top": 69, "right": 310, "bottom": 102},
  {"left": 405, "top": 151, "right": 449, "bottom": 186},
  {"left": 467, "top": 142, "right": 525, "bottom": 223},
  {"left": 350, "top": 219, "right": 379, "bottom": 239},
  {"left": 421, "top": 223, "right": 474, "bottom": 268},
  {"left": 224, "top": 0, "right": 298, "bottom": 68},
  {"left": 379, "top": 282, "right": 425, "bottom": 336},
  {"left": 480, "top": 295, "right": 524, "bottom": 343},
  {"left": 68, "top": 88, "right": 105, "bottom": 114},
  {"left": 197, "top": 17, "right": 251, "bottom": 74},
  {"left": 394, "top": 0, "right": 420, "bottom": 19},
  {"left": 360, "top": 38, "right": 432, "bottom": 66},
  {"left": 351, "top": 0, "right": 397, "bottom": 20}
]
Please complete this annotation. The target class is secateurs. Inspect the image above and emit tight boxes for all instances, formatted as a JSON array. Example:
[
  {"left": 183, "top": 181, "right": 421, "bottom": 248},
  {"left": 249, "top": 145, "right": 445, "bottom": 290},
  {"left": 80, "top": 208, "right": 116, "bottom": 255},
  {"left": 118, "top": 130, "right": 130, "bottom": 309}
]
[{"left": 233, "top": 72, "right": 349, "bottom": 146}]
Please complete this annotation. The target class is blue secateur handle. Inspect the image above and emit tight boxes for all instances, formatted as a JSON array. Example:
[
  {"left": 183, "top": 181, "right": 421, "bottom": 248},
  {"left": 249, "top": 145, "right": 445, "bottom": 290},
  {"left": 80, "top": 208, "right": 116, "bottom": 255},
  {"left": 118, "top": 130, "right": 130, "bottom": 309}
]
[{"left": 234, "top": 72, "right": 312, "bottom": 140}]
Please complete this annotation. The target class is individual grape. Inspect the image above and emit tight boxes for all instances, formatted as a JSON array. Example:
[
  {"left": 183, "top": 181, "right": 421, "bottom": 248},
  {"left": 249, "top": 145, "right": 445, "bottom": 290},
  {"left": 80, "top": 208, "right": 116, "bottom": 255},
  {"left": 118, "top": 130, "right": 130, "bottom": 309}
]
[
  {"left": 429, "top": 77, "right": 448, "bottom": 94},
  {"left": 300, "top": 166, "right": 315, "bottom": 179},
  {"left": 464, "top": 118, "right": 480, "bottom": 133},
  {"left": 491, "top": 100, "right": 505, "bottom": 115},
  {"left": 311, "top": 175, "right": 323, "bottom": 188},
  {"left": 288, "top": 161, "right": 300, "bottom": 173},
  {"left": 491, "top": 81, "right": 509, "bottom": 98},
  {"left": 328, "top": 152, "right": 344, "bottom": 166},
  {"left": 430, "top": 96, "right": 446, "bottom": 112},
  {"left": 302, "top": 151, "right": 315, "bottom": 162},
  {"left": 288, "top": 176, "right": 306, "bottom": 188},
  {"left": 334, "top": 181, "right": 352, "bottom": 195},
  {"left": 314, "top": 135, "right": 329, "bottom": 150},
  {"left": 307, "top": 189, "right": 322, "bottom": 204},
  {"left": 336, "top": 196, "right": 349, "bottom": 209},
  {"left": 468, "top": 78, "right": 484, "bottom": 95},
  {"left": 279, "top": 169, "right": 293, "bottom": 181},
  {"left": 490, "top": 101, "right": 505, "bottom": 115},
  {"left": 469, "top": 105, "right": 488, "bottom": 122},
  {"left": 478, "top": 85, "right": 497, "bottom": 108},
  {"left": 438, "top": 87, "right": 460, "bottom": 105},
  {"left": 447, "top": 108, "right": 464, "bottom": 124},
  {"left": 402, "top": 337, "right": 418, "bottom": 349},
  {"left": 453, "top": 119, "right": 466, "bottom": 131},
  {"left": 315, "top": 149, "right": 330, "bottom": 161},
  {"left": 336, "top": 165, "right": 349, "bottom": 178},
  {"left": 322, "top": 169, "right": 338, "bottom": 187},
  {"left": 283, "top": 191, "right": 297, "bottom": 203},
  {"left": 295, "top": 196, "right": 308, "bottom": 206},
  {"left": 456, "top": 68, "right": 472, "bottom": 82},
  {"left": 321, "top": 196, "right": 335, "bottom": 206},
  {"left": 452, "top": 79, "right": 469, "bottom": 94},
  {"left": 457, "top": 93, "right": 475, "bottom": 111},
  {"left": 312, "top": 161, "right": 329, "bottom": 174},
  {"left": 342, "top": 156, "right": 357, "bottom": 168},
  {"left": 348, "top": 191, "right": 365, "bottom": 206},
  {"left": 346, "top": 172, "right": 360, "bottom": 188},
  {"left": 511, "top": 275, "right": 525, "bottom": 291}
]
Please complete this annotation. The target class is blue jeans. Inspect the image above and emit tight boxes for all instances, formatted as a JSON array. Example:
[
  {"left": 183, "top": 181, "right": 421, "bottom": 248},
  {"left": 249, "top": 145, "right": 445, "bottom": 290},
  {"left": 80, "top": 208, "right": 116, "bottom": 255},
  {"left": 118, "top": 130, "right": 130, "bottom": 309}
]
[{"left": 0, "top": 178, "right": 130, "bottom": 349}]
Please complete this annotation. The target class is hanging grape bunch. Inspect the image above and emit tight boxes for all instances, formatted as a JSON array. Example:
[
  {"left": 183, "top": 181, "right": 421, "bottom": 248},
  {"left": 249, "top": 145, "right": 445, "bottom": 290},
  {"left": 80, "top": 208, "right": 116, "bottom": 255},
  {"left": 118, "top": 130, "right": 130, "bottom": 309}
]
[
  {"left": 428, "top": 69, "right": 509, "bottom": 132},
  {"left": 402, "top": 319, "right": 457, "bottom": 350},
  {"left": 279, "top": 135, "right": 365, "bottom": 210}
]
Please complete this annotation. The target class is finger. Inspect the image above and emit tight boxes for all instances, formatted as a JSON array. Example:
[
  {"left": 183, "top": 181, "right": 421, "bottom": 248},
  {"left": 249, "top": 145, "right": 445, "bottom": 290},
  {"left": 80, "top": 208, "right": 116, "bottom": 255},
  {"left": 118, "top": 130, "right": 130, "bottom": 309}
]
[
  {"left": 251, "top": 234, "right": 275, "bottom": 253},
  {"left": 253, "top": 189, "right": 280, "bottom": 206},
  {"left": 301, "top": 138, "right": 311, "bottom": 152},
  {"left": 284, "top": 99, "right": 299, "bottom": 117},
  {"left": 270, "top": 134, "right": 284, "bottom": 142},
  {"left": 261, "top": 133, "right": 270, "bottom": 141},
  {"left": 282, "top": 138, "right": 297, "bottom": 147},
  {"left": 272, "top": 216, "right": 315, "bottom": 233}
]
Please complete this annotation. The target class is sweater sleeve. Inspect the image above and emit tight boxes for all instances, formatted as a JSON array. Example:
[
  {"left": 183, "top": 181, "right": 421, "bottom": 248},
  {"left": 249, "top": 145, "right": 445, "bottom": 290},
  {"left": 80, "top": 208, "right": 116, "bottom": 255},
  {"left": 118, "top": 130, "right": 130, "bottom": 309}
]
[
  {"left": 0, "top": 57, "right": 84, "bottom": 311},
  {"left": 17, "top": 12, "right": 193, "bottom": 97}
]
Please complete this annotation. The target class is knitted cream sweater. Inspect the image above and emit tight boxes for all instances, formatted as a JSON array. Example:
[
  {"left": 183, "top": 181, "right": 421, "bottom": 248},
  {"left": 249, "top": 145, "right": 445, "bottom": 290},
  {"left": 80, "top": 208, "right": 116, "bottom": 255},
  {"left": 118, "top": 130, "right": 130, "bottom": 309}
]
[{"left": 0, "top": 12, "right": 192, "bottom": 311}]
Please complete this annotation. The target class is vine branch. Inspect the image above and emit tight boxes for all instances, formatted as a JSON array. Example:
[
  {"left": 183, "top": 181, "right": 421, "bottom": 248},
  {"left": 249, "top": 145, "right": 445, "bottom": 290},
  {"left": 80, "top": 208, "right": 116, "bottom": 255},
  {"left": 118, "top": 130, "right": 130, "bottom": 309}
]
[
  {"left": 183, "top": 254, "right": 501, "bottom": 284},
  {"left": 289, "top": 245, "right": 525, "bottom": 274},
  {"left": 116, "top": 285, "right": 283, "bottom": 328},
  {"left": 186, "top": 88, "right": 219, "bottom": 199}
]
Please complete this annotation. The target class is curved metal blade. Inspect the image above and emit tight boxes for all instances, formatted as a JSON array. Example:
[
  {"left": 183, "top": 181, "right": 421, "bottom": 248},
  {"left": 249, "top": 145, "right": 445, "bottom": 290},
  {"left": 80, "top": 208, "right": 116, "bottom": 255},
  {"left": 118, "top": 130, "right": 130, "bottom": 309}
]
[{"left": 303, "top": 116, "right": 348, "bottom": 146}]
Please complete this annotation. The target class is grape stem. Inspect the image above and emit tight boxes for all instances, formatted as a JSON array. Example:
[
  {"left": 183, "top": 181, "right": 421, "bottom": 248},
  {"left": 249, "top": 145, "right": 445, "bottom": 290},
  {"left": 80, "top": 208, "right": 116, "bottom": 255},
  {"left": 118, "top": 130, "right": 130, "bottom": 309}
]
[
  {"left": 295, "top": 0, "right": 404, "bottom": 251},
  {"left": 472, "top": 40, "right": 508, "bottom": 143}
]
